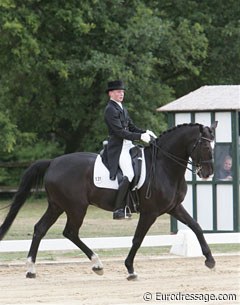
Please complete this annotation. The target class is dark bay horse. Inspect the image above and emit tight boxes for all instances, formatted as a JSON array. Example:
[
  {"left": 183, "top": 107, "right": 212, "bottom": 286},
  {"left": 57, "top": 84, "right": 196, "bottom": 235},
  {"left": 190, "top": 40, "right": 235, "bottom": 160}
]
[{"left": 0, "top": 122, "right": 217, "bottom": 280}]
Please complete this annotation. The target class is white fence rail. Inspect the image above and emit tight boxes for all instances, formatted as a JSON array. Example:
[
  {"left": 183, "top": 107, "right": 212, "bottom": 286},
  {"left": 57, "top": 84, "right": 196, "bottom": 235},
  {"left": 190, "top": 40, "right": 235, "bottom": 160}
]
[{"left": 0, "top": 231, "right": 239, "bottom": 257}]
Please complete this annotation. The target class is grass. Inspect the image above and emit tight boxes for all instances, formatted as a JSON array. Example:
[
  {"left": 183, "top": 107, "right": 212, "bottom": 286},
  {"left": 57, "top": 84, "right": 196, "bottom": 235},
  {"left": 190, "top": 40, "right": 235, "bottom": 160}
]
[
  {"left": 0, "top": 196, "right": 170, "bottom": 240},
  {"left": 0, "top": 195, "right": 171, "bottom": 262},
  {"left": 0, "top": 196, "right": 239, "bottom": 263}
]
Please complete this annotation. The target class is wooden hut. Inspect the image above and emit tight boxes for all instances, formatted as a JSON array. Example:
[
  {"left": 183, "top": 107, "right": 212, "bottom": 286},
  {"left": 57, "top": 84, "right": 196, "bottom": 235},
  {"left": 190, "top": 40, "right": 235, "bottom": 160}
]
[{"left": 157, "top": 85, "right": 240, "bottom": 232}]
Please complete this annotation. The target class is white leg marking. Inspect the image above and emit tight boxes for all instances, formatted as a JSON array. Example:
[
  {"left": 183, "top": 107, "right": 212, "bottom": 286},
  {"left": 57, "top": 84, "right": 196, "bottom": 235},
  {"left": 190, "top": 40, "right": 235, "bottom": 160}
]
[
  {"left": 91, "top": 253, "right": 104, "bottom": 275},
  {"left": 26, "top": 256, "right": 36, "bottom": 275},
  {"left": 91, "top": 253, "right": 103, "bottom": 269}
]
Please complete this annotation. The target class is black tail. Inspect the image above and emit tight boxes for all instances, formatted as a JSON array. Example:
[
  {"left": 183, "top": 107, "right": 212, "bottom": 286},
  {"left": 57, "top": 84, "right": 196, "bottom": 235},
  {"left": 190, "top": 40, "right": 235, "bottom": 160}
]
[{"left": 0, "top": 160, "right": 51, "bottom": 240}]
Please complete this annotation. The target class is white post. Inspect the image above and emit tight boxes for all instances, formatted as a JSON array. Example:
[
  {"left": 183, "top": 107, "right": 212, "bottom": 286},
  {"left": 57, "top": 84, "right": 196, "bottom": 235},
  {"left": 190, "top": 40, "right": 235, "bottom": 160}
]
[{"left": 170, "top": 230, "right": 202, "bottom": 257}]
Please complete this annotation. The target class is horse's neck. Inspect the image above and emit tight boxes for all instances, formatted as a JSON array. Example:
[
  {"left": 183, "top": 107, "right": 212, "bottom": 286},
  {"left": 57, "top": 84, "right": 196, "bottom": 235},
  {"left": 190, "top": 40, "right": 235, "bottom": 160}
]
[
  {"left": 153, "top": 127, "right": 199, "bottom": 175},
  {"left": 159, "top": 130, "right": 193, "bottom": 159},
  {"left": 162, "top": 125, "right": 199, "bottom": 152}
]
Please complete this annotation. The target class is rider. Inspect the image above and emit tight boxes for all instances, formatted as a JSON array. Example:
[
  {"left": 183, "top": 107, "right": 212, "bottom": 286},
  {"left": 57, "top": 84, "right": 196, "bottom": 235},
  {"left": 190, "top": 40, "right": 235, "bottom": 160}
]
[{"left": 102, "top": 80, "right": 157, "bottom": 220}]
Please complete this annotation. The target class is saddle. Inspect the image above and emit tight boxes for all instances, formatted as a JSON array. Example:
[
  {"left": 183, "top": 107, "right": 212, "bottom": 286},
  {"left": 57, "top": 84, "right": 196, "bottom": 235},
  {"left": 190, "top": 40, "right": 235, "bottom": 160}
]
[{"left": 93, "top": 145, "right": 146, "bottom": 212}]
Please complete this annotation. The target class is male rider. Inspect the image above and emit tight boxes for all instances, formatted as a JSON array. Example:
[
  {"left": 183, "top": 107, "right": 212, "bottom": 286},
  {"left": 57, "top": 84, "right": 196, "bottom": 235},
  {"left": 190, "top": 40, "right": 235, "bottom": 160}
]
[{"left": 103, "top": 80, "right": 157, "bottom": 220}]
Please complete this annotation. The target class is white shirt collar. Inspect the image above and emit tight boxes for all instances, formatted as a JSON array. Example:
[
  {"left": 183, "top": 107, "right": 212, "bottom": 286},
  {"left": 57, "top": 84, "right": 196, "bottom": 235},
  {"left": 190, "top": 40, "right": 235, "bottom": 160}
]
[{"left": 111, "top": 99, "right": 123, "bottom": 109}]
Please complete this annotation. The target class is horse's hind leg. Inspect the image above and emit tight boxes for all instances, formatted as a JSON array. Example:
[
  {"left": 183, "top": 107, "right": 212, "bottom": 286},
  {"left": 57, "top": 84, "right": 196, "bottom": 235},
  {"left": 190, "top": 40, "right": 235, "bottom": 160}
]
[
  {"left": 169, "top": 204, "right": 215, "bottom": 269},
  {"left": 26, "top": 202, "right": 63, "bottom": 278},
  {"left": 63, "top": 212, "right": 104, "bottom": 276}
]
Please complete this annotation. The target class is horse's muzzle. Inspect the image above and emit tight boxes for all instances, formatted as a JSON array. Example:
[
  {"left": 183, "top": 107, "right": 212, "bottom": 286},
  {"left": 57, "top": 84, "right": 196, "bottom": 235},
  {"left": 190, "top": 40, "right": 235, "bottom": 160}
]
[{"left": 197, "top": 164, "right": 213, "bottom": 179}]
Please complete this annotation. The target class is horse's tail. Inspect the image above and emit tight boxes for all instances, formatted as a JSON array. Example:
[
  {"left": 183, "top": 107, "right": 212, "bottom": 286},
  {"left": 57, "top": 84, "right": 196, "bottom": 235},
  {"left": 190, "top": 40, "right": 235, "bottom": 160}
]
[{"left": 0, "top": 160, "right": 51, "bottom": 240}]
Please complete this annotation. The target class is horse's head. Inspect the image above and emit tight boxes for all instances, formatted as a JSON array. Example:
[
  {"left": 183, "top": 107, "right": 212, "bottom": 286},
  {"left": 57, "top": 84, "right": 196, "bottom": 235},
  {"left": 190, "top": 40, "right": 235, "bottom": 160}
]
[{"left": 190, "top": 121, "right": 218, "bottom": 179}]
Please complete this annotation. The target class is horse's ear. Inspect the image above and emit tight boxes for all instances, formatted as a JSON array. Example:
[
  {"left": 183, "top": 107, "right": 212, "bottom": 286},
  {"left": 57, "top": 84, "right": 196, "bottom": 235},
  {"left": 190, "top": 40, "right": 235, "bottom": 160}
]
[{"left": 210, "top": 121, "right": 218, "bottom": 131}]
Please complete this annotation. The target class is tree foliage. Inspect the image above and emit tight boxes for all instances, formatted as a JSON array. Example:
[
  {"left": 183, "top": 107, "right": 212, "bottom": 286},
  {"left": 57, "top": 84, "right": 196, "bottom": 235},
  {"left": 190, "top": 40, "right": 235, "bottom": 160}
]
[
  {"left": 151, "top": 0, "right": 240, "bottom": 94},
  {"left": 0, "top": 111, "right": 17, "bottom": 153},
  {"left": 0, "top": 0, "right": 239, "bottom": 164}
]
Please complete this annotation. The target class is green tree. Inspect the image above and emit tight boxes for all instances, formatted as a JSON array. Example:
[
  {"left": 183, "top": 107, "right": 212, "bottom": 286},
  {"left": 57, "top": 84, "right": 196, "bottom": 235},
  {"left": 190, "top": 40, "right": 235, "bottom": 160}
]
[
  {"left": 0, "top": 111, "right": 17, "bottom": 154},
  {"left": 1, "top": 0, "right": 231, "bottom": 159},
  {"left": 150, "top": 0, "right": 240, "bottom": 96}
]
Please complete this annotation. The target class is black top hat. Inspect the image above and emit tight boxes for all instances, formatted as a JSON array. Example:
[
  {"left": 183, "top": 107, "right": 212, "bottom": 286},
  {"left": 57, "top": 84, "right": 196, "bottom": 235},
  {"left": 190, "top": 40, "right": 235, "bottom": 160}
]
[{"left": 106, "top": 80, "right": 125, "bottom": 93}]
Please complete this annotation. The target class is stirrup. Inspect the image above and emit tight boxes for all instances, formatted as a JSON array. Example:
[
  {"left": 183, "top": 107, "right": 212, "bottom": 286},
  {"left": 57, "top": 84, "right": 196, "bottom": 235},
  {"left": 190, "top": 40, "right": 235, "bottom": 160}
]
[{"left": 124, "top": 206, "right": 132, "bottom": 219}]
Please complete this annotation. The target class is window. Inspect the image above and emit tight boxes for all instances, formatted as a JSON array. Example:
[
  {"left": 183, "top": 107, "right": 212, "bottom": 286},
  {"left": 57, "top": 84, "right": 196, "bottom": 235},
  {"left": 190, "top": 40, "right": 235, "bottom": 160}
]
[{"left": 214, "top": 144, "right": 232, "bottom": 181}]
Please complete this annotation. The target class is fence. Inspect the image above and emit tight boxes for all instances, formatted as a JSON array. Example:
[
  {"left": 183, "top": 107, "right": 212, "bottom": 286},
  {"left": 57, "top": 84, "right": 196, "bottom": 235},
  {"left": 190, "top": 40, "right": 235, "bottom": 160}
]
[{"left": 0, "top": 230, "right": 239, "bottom": 257}]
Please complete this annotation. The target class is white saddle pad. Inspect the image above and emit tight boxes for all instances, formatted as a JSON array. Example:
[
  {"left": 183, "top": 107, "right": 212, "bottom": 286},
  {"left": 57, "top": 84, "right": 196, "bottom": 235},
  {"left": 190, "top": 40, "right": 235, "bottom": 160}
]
[{"left": 93, "top": 149, "right": 146, "bottom": 190}]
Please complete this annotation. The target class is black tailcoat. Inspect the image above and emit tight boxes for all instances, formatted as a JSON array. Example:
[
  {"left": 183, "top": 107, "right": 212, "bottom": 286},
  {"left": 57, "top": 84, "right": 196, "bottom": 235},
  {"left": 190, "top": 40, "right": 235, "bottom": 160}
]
[{"left": 102, "top": 100, "right": 145, "bottom": 179}]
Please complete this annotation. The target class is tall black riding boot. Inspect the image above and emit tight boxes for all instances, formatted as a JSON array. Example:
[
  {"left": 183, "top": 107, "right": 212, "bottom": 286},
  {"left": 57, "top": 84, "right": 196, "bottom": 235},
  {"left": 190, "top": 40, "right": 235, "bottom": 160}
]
[{"left": 113, "top": 176, "right": 131, "bottom": 220}]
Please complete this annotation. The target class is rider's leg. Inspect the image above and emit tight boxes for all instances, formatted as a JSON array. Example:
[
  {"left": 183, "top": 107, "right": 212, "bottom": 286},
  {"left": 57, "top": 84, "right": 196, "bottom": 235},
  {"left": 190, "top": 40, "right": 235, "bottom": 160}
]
[
  {"left": 113, "top": 176, "right": 131, "bottom": 219},
  {"left": 113, "top": 141, "right": 134, "bottom": 220},
  {"left": 119, "top": 140, "right": 135, "bottom": 182}
]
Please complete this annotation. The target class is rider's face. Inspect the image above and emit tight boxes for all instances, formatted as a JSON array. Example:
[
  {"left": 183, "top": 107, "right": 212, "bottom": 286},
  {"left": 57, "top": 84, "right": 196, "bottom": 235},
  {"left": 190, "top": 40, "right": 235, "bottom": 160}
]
[{"left": 109, "top": 90, "right": 125, "bottom": 102}]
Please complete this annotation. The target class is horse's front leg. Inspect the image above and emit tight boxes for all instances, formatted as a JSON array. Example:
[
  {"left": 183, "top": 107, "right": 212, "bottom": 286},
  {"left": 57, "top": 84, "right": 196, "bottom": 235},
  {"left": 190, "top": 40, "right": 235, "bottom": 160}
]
[
  {"left": 169, "top": 204, "right": 215, "bottom": 269},
  {"left": 125, "top": 212, "right": 157, "bottom": 280}
]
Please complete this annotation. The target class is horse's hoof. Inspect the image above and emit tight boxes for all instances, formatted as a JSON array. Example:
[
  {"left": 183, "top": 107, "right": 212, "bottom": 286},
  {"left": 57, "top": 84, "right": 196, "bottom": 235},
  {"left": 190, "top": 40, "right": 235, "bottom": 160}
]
[
  {"left": 127, "top": 273, "right": 138, "bottom": 281},
  {"left": 92, "top": 266, "right": 104, "bottom": 276},
  {"left": 205, "top": 259, "right": 216, "bottom": 269},
  {"left": 26, "top": 272, "right": 36, "bottom": 278}
]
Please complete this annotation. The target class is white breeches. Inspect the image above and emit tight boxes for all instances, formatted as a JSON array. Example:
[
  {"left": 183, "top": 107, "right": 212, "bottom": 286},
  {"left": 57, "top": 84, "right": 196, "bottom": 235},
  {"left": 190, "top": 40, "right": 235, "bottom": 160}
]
[{"left": 119, "top": 140, "right": 135, "bottom": 182}]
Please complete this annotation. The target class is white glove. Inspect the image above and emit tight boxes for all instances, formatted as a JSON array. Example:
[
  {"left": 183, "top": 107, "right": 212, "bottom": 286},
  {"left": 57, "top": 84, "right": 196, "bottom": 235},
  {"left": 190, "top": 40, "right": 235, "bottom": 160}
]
[
  {"left": 141, "top": 132, "right": 151, "bottom": 143},
  {"left": 146, "top": 129, "right": 157, "bottom": 139}
]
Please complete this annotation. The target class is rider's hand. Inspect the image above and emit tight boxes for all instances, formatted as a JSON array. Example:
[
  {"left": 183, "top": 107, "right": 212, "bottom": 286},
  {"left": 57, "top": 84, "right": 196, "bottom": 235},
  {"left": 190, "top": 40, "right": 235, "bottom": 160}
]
[
  {"left": 141, "top": 132, "right": 151, "bottom": 143},
  {"left": 146, "top": 129, "right": 157, "bottom": 139}
]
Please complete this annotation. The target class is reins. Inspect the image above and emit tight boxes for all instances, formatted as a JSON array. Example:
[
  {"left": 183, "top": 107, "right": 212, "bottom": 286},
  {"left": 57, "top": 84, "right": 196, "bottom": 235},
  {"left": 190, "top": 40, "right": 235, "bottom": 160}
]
[
  {"left": 153, "top": 142, "right": 195, "bottom": 171},
  {"left": 145, "top": 135, "right": 212, "bottom": 199},
  {"left": 150, "top": 139, "right": 197, "bottom": 173}
]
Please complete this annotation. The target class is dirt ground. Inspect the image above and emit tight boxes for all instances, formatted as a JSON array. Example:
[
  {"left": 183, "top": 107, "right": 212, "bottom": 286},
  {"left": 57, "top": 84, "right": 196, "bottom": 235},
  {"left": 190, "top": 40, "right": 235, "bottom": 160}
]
[{"left": 0, "top": 254, "right": 239, "bottom": 305}]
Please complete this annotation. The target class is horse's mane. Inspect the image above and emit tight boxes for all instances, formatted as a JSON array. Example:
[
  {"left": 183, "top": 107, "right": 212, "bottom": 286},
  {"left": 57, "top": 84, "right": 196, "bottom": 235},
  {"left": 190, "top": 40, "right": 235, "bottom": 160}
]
[{"left": 157, "top": 123, "right": 203, "bottom": 141}]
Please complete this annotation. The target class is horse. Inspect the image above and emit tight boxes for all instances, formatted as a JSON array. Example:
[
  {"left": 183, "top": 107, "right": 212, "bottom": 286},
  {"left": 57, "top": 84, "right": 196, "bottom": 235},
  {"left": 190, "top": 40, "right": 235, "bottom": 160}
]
[{"left": 0, "top": 122, "right": 217, "bottom": 280}]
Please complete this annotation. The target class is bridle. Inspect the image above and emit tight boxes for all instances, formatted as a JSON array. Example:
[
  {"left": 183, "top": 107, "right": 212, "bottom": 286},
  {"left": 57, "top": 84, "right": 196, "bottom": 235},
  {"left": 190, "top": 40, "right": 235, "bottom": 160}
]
[{"left": 189, "top": 135, "right": 213, "bottom": 173}]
